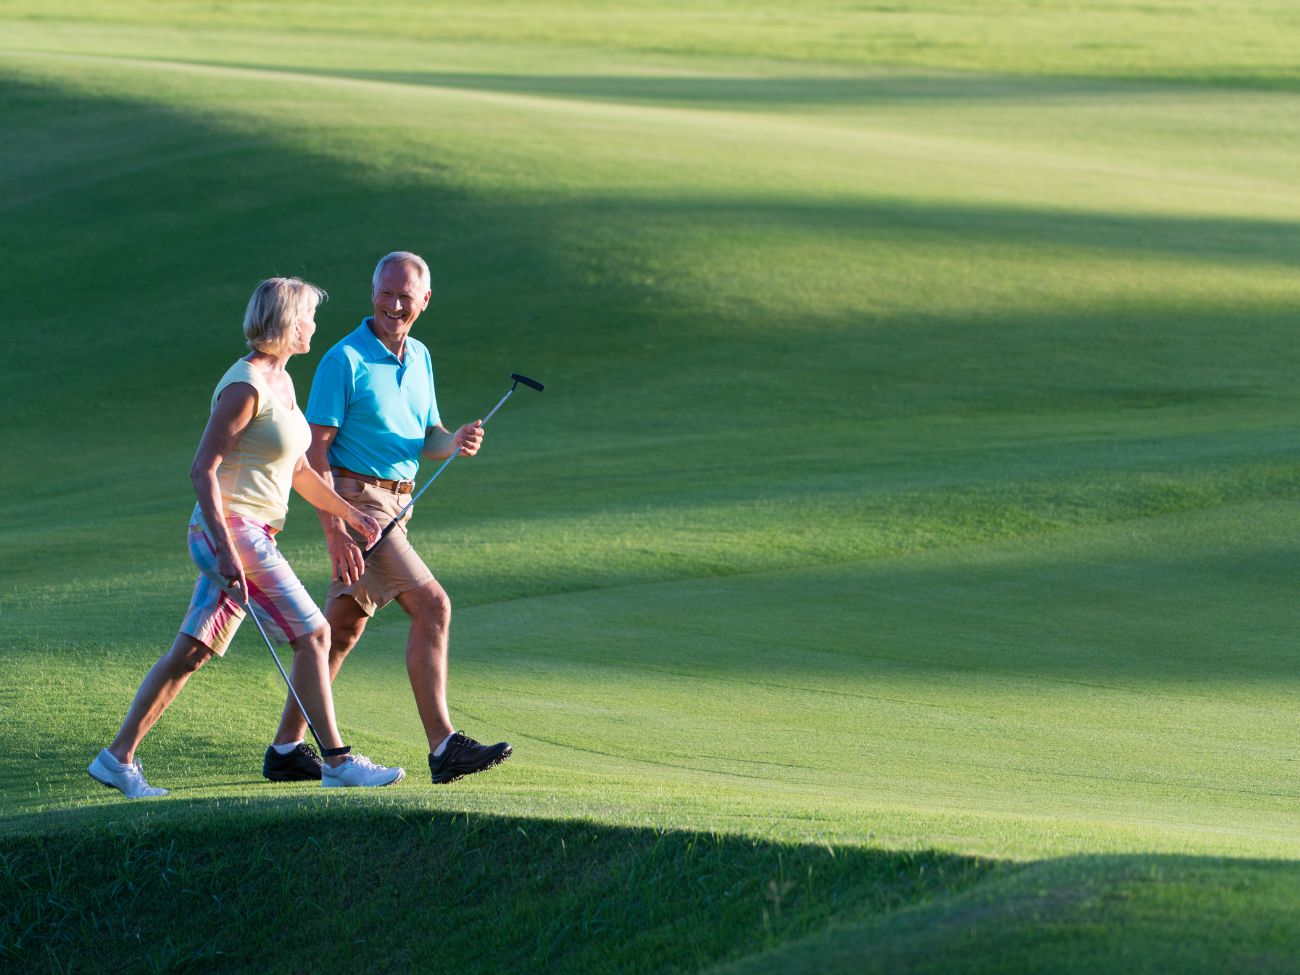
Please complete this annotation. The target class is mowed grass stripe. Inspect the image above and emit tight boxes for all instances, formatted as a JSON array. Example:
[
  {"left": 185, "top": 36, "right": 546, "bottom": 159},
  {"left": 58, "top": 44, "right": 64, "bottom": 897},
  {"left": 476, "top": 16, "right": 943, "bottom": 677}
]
[{"left": 5, "top": 51, "right": 1300, "bottom": 223}]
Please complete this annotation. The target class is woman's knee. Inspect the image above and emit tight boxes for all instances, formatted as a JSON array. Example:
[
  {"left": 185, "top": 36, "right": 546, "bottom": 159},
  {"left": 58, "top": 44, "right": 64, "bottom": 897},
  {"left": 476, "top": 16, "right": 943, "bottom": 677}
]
[
  {"left": 167, "top": 635, "right": 214, "bottom": 674},
  {"left": 292, "top": 627, "right": 331, "bottom": 657},
  {"left": 326, "top": 596, "right": 369, "bottom": 653}
]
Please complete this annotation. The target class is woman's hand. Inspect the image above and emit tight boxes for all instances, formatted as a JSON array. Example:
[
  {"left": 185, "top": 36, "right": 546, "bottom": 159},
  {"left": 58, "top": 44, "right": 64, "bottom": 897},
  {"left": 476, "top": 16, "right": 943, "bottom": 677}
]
[
  {"left": 345, "top": 507, "right": 381, "bottom": 549},
  {"left": 217, "top": 549, "right": 248, "bottom": 604}
]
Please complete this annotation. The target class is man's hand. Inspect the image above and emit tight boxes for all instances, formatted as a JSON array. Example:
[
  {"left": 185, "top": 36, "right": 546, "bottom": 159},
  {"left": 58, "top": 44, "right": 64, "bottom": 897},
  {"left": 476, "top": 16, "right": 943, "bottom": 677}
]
[
  {"left": 455, "top": 420, "right": 484, "bottom": 457},
  {"left": 326, "top": 519, "right": 366, "bottom": 585}
]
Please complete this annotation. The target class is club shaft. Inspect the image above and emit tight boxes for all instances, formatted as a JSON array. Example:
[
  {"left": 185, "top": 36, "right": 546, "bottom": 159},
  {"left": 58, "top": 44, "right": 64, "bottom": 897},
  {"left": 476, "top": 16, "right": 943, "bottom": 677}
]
[
  {"left": 362, "top": 384, "right": 516, "bottom": 559},
  {"left": 244, "top": 598, "right": 325, "bottom": 753}
]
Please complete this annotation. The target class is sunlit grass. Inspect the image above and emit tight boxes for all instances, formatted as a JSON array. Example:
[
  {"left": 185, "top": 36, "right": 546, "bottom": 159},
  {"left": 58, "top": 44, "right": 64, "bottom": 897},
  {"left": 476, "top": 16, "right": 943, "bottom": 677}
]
[{"left": 2, "top": 2, "right": 1300, "bottom": 971}]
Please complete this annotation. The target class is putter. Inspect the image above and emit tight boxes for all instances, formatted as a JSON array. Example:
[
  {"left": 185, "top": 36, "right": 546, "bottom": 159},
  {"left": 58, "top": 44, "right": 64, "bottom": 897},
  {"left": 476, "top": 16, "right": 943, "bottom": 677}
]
[{"left": 361, "top": 372, "right": 544, "bottom": 561}]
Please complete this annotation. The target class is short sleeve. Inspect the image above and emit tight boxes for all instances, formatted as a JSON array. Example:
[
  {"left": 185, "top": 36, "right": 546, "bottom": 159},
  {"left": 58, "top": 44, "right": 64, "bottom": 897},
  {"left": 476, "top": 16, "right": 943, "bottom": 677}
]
[{"left": 305, "top": 350, "right": 351, "bottom": 428}]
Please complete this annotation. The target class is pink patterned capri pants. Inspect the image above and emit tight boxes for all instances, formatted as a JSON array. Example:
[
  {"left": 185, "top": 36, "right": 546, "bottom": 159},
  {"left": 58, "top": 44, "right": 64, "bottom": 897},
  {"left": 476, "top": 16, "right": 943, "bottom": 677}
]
[{"left": 180, "top": 514, "right": 326, "bottom": 656}]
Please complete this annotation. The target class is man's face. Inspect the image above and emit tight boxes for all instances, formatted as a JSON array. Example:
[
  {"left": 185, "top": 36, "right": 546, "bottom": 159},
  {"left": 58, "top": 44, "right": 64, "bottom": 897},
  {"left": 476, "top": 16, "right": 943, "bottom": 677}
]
[{"left": 370, "top": 261, "right": 430, "bottom": 346}]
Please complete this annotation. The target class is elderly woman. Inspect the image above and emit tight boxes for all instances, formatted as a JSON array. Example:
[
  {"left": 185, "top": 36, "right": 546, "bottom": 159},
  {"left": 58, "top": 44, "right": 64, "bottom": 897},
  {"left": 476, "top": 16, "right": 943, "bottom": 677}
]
[{"left": 89, "top": 277, "right": 405, "bottom": 797}]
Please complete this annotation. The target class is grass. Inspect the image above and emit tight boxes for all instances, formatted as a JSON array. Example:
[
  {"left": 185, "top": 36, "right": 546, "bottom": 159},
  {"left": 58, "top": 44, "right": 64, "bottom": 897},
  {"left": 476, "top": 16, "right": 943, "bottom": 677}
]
[
  {"left": 2, "top": 808, "right": 994, "bottom": 973},
  {"left": 2, "top": 1, "right": 1300, "bottom": 971}
]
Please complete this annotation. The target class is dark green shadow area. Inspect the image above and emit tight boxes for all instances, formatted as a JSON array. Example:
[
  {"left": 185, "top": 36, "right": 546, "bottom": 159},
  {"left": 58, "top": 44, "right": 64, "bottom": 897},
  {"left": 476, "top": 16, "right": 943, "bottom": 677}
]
[
  {"left": 4, "top": 802, "right": 1299, "bottom": 974},
  {"left": 718, "top": 852, "right": 1300, "bottom": 975},
  {"left": 0, "top": 803, "right": 992, "bottom": 974}
]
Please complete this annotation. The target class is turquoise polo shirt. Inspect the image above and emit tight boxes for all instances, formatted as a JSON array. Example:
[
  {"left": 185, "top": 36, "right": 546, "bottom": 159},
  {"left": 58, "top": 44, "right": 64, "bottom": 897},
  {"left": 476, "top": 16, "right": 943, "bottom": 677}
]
[{"left": 305, "top": 319, "right": 441, "bottom": 482}]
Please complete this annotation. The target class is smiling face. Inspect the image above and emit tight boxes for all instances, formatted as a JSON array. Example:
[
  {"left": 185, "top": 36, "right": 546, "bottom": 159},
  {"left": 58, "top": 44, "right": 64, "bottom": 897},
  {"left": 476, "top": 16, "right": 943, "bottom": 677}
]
[{"left": 370, "top": 260, "right": 431, "bottom": 352}]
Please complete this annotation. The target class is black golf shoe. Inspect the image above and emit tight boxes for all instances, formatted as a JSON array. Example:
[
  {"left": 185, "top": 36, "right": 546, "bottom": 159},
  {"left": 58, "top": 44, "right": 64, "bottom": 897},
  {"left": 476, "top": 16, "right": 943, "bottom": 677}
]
[
  {"left": 428, "top": 732, "right": 512, "bottom": 784},
  {"left": 262, "top": 743, "right": 324, "bottom": 782}
]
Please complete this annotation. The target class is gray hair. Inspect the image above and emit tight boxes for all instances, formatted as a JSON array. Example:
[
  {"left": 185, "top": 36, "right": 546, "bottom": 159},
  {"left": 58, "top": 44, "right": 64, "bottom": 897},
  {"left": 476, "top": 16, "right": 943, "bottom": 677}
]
[
  {"left": 371, "top": 251, "right": 431, "bottom": 295},
  {"left": 242, "top": 277, "right": 327, "bottom": 353}
]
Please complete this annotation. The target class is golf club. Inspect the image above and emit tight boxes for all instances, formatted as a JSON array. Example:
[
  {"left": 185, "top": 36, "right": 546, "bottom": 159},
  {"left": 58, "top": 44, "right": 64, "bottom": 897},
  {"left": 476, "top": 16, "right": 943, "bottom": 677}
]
[{"left": 361, "top": 372, "right": 545, "bottom": 561}]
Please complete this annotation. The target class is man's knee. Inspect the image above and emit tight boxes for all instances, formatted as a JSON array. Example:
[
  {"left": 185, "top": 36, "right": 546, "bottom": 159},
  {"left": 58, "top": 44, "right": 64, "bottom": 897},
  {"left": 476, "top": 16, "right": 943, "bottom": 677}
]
[{"left": 399, "top": 581, "right": 450, "bottom": 632}]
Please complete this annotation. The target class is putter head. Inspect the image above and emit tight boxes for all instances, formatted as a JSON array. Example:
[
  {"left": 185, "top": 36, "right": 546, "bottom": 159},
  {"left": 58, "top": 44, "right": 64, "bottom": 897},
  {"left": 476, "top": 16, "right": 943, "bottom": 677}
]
[{"left": 511, "top": 372, "right": 544, "bottom": 392}]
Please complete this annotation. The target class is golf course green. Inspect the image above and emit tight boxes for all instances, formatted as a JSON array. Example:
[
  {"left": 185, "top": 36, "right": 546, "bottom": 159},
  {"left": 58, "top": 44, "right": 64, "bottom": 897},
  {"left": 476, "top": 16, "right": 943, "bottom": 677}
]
[{"left": 2, "top": 2, "right": 1299, "bottom": 971}]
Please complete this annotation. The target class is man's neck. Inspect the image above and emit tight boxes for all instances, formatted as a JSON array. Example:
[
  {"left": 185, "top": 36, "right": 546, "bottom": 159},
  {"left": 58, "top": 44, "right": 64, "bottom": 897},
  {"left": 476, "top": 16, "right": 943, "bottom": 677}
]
[{"left": 366, "top": 317, "right": 406, "bottom": 361}]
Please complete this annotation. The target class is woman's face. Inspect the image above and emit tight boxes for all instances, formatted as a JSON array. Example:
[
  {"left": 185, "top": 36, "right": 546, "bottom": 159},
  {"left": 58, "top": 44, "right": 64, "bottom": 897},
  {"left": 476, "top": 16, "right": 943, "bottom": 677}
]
[{"left": 289, "top": 304, "right": 318, "bottom": 355}]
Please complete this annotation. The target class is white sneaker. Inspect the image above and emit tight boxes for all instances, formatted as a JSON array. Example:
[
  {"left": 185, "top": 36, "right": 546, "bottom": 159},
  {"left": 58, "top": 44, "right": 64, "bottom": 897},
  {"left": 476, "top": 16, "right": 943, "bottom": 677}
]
[
  {"left": 88, "top": 749, "right": 168, "bottom": 799},
  {"left": 321, "top": 753, "right": 405, "bottom": 788}
]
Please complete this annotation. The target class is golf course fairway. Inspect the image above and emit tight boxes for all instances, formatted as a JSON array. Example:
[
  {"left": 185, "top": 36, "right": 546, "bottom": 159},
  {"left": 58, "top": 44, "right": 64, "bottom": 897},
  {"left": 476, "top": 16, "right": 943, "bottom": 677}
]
[{"left": 2, "top": 2, "right": 1299, "bottom": 971}]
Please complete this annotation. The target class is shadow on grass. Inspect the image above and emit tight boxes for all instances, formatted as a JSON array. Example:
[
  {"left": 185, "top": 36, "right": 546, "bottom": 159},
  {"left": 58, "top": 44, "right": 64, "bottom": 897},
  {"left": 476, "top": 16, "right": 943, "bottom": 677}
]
[
  {"left": 0, "top": 802, "right": 993, "bottom": 974},
  {"left": 5, "top": 800, "right": 1300, "bottom": 974},
  {"left": 715, "top": 851, "right": 1300, "bottom": 975}
]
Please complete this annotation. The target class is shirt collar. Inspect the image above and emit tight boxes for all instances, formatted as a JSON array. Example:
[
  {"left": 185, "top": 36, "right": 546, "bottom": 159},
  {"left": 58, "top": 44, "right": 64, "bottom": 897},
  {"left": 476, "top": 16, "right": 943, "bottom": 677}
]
[{"left": 357, "top": 318, "right": 404, "bottom": 364}]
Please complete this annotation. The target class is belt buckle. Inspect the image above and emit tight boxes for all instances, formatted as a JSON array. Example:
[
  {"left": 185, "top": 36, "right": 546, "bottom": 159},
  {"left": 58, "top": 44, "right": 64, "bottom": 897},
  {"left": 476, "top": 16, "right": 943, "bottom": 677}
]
[{"left": 397, "top": 480, "right": 414, "bottom": 495}]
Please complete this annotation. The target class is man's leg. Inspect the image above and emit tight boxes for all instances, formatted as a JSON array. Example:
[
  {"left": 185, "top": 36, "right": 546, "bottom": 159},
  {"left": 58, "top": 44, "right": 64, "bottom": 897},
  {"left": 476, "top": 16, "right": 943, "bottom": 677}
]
[
  {"left": 395, "top": 580, "right": 454, "bottom": 750},
  {"left": 395, "top": 579, "right": 512, "bottom": 783}
]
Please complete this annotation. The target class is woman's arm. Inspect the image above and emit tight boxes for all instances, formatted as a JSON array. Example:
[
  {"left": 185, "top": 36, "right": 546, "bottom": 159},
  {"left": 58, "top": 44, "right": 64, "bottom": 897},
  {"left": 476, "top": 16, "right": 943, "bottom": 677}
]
[
  {"left": 291, "top": 456, "right": 380, "bottom": 547},
  {"left": 189, "top": 383, "right": 258, "bottom": 600}
]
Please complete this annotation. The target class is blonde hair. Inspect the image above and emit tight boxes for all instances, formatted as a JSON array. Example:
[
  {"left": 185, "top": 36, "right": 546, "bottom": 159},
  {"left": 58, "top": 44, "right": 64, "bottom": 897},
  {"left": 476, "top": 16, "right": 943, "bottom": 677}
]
[
  {"left": 242, "top": 277, "right": 327, "bottom": 353},
  {"left": 371, "top": 251, "right": 431, "bottom": 295}
]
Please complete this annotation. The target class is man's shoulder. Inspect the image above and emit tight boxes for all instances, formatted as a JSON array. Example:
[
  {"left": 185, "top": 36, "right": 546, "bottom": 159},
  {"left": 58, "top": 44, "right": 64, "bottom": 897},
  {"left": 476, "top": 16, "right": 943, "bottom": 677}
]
[
  {"left": 317, "top": 323, "right": 371, "bottom": 367},
  {"left": 405, "top": 335, "right": 434, "bottom": 368}
]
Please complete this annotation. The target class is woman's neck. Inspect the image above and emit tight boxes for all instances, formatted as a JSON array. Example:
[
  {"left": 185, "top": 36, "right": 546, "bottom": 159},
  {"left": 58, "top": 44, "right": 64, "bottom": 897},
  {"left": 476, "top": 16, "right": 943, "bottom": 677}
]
[{"left": 245, "top": 349, "right": 290, "bottom": 375}]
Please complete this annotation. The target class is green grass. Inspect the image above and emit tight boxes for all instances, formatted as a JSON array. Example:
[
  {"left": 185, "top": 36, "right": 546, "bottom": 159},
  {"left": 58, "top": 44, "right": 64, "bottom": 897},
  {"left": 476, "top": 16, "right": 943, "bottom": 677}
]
[{"left": 2, "top": 2, "right": 1300, "bottom": 972}]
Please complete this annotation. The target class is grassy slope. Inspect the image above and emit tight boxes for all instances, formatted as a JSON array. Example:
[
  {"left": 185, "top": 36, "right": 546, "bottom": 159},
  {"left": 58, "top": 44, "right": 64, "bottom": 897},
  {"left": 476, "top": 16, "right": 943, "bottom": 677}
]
[{"left": 2, "top": 2, "right": 1300, "bottom": 972}]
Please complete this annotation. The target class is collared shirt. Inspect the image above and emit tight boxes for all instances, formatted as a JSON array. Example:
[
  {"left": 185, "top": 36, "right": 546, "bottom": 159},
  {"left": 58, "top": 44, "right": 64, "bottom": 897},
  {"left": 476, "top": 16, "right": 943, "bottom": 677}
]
[{"left": 305, "top": 319, "right": 440, "bottom": 482}]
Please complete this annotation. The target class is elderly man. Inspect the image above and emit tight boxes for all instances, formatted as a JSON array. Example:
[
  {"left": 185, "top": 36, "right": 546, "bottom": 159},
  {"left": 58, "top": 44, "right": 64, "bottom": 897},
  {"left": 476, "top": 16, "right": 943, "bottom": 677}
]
[{"left": 260, "top": 251, "right": 511, "bottom": 785}]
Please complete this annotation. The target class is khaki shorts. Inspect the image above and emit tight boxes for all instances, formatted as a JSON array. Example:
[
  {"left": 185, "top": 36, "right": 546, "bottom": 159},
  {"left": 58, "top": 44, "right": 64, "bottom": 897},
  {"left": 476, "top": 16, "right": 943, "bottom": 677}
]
[{"left": 329, "top": 475, "right": 435, "bottom": 617}]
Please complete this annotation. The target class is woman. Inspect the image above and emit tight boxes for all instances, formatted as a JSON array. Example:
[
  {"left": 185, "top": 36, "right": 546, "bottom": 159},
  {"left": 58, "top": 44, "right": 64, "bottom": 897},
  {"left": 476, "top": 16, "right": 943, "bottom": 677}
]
[{"left": 89, "top": 277, "right": 404, "bottom": 797}]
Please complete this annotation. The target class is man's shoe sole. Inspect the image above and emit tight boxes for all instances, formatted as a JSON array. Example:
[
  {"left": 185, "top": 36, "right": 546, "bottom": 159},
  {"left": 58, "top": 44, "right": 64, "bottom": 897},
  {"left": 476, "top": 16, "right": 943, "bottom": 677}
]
[
  {"left": 262, "top": 745, "right": 324, "bottom": 782},
  {"left": 431, "top": 747, "right": 511, "bottom": 785},
  {"left": 263, "top": 768, "right": 322, "bottom": 783}
]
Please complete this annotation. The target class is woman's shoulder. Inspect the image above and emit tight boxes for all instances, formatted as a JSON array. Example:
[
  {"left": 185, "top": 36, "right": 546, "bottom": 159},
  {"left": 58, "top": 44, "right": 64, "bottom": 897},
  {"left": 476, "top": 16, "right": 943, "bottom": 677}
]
[{"left": 212, "top": 358, "right": 267, "bottom": 409}]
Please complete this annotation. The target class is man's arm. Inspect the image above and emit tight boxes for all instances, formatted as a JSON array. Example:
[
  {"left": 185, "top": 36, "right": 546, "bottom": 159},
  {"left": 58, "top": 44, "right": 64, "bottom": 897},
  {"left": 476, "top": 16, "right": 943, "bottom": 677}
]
[
  {"left": 422, "top": 420, "right": 484, "bottom": 461},
  {"left": 308, "top": 422, "right": 366, "bottom": 585}
]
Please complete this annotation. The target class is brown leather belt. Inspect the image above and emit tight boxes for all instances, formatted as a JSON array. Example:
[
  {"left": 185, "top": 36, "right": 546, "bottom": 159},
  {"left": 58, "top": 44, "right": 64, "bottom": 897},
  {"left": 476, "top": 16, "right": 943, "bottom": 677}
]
[{"left": 331, "top": 467, "right": 415, "bottom": 494}]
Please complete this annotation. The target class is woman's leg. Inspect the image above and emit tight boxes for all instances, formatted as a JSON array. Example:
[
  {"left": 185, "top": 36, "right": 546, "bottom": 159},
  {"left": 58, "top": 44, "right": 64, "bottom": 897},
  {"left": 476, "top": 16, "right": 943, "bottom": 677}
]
[
  {"left": 108, "top": 634, "right": 214, "bottom": 764},
  {"left": 287, "top": 626, "right": 348, "bottom": 767}
]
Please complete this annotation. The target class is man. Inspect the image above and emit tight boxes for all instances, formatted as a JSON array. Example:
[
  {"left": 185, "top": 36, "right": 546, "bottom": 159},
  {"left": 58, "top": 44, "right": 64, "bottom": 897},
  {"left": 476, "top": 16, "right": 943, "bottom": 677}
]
[{"left": 260, "top": 250, "right": 511, "bottom": 785}]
